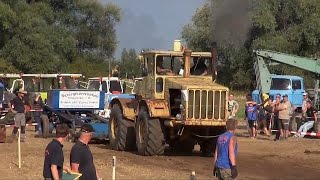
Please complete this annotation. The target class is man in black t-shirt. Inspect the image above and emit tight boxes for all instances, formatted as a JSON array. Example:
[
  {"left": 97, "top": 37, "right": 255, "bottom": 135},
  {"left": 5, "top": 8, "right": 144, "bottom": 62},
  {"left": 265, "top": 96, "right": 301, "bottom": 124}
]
[
  {"left": 9, "top": 88, "right": 27, "bottom": 142},
  {"left": 295, "top": 100, "right": 317, "bottom": 138},
  {"left": 43, "top": 124, "right": 70, "bottom": 179},
  {"left": 190, "top": 58, "right": 208, "bottom": 76},
  {"left": 70, "top": 124, "right": 101, "bottom": 180}
]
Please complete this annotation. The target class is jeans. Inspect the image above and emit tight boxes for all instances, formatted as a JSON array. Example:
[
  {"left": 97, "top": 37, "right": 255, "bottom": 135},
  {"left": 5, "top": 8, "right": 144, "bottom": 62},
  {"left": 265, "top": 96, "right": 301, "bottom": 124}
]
[
  {"left": 297, "top": 121, "right": 314, "bottom": 138},
  {"left": 33, "top": 112, "right": 42, "bottom": 135}
]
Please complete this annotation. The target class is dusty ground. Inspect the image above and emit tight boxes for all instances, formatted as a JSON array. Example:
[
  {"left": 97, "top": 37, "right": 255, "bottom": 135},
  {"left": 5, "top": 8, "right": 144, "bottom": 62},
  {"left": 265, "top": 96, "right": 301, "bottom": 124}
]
[{"left": 0, "top": 122, "right": 320, "bottom": 180}]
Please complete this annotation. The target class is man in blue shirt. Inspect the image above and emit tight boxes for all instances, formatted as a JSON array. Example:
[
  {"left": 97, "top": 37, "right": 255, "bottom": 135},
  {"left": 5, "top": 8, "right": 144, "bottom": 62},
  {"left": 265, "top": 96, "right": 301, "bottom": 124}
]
[
  {"left": 213, "top": 118, "right": 238, "bottom": 179},
  {"left": 245, "top": 101, "right": 258, "bottom": 139}
]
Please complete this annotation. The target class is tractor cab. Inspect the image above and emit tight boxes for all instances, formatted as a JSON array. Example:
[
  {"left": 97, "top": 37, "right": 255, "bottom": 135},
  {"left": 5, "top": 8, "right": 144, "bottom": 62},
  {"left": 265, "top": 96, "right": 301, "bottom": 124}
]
[{"left": 87, "top": 77, "right": 123, "bottom": 94}]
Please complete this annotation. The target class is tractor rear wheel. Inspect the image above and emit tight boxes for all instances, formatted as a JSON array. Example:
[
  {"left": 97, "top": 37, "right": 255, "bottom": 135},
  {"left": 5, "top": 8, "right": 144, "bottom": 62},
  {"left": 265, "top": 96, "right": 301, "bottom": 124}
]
[
  {"left": 136, "top": 108, "right": 165, "bottom": 156},
  {"left": 108, "top": 104, "right": 135, "bottom": 151},
  {"left": 41, "top": 114, "right": 50, "bottom": 139}
]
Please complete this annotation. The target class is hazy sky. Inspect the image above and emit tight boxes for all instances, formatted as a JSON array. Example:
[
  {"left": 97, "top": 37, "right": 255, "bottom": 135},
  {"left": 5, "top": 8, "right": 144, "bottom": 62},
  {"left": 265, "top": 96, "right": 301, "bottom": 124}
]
[{"left": 102, "top": 0, "right": 206, "bottom": 58}]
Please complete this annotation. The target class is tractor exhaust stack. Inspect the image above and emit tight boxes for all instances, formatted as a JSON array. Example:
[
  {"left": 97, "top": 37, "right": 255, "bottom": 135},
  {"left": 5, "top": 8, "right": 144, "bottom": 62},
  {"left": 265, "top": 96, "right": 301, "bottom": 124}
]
[
  {"left": 211, "top": 42, "right": 218, "bottom": 82},
  {"left": 183, "top": 49, "right": 192, "bottom": 78}
]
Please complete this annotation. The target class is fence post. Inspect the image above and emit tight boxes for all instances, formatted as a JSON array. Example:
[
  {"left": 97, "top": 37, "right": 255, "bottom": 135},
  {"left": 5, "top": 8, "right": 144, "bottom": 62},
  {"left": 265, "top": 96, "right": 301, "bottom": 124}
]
[
  {"left": 112, "top": 156, "right": 116, "bottom": 180},
  {"left": 18, "top": 128, "right": 21, "bottom": 169}
]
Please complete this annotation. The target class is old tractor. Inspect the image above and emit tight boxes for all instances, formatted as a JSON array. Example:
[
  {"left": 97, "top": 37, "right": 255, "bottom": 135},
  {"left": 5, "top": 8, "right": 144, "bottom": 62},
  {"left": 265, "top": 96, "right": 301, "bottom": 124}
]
[{"left": 108, "top": 46, "right": 229, "bottom": 156}]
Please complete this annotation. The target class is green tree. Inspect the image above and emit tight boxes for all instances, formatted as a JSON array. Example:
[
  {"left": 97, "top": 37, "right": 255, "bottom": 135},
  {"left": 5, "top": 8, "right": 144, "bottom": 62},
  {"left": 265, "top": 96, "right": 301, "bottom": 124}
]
[
  {"left": 119, "top": 48, "right": 141, "bottom": 78},
  {"left": 0, "top": 0, "right": 121, "bottom": 74},
  {"left": 182, "top": 0, "right": 320, "bottom": 89}
]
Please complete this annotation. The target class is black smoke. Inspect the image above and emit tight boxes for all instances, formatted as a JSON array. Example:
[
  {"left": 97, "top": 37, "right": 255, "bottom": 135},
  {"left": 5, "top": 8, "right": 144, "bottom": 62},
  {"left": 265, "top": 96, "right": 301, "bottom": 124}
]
[{"left": 210, "top": 0, "right": 251, "bottom": 48}]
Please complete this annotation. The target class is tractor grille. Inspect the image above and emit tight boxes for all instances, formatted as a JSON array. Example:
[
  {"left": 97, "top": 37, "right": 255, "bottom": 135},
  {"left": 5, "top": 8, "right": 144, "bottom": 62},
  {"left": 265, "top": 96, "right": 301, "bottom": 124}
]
[{"left": 187, "top": 90, "right": 226, "bottom": 120}]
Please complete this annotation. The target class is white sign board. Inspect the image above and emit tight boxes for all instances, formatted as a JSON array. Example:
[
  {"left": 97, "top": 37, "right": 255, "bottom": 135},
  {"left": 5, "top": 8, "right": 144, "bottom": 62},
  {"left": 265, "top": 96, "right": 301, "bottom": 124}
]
[{"left": 59, "top": 91, "right": 100, "bottom": 109}]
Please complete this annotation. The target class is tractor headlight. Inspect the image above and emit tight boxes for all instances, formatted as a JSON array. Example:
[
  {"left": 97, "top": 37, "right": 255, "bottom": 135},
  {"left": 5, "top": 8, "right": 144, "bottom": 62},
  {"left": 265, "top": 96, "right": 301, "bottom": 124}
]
[{"left": 176, "top": 113, "right": 183, "bottom": 120}]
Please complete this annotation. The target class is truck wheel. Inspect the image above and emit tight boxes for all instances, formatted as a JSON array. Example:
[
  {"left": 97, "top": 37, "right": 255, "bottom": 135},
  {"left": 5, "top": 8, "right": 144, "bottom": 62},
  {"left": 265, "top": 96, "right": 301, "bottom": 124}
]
[
  {"left": 136, "top": 108, "right": 165, "bottom": 156},
  {"left": 109, "top": 104, "right": 136, "bottom": 151},
  {"left": 41, "top": 115, "right": 50, "bottom": 139}
]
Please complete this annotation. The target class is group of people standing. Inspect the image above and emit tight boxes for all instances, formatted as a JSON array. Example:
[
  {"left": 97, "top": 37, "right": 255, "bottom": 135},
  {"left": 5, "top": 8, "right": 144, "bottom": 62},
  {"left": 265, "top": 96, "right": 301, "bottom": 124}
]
[{"left": 243, "top": 92, "right": 318, "bottom": 141}]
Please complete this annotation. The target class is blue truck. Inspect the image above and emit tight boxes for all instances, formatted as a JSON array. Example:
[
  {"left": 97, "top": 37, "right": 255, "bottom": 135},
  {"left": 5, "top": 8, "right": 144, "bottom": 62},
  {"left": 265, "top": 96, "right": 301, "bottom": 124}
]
[
  {"left": 252, "top": 49, "right": 320, "bottom": 109},
  {"left": 252, "top": 75, "right": 305, "bottom": 109}
]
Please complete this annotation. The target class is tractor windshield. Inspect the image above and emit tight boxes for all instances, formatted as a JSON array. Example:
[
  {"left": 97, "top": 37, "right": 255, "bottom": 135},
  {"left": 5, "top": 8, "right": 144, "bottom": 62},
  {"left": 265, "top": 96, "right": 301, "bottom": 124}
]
[
  {"left": 155, "top": 55, "right": 211, "bottom": 76},
  {"left": 59, "top": 76, "right": 79, "bottom": 89},
  {"left": 23, "top": 77, "right": 40, "bottom": 92},
  {"left": 109, "top": 80, "right": 122, "bottom": 94},
  {"left": 87, "top": 80, "right": 100, "bottom": 90}
]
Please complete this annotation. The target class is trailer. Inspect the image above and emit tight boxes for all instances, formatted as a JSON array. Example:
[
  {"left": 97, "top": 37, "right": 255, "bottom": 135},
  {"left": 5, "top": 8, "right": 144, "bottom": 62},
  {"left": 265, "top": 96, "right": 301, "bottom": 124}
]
[{"left": 42, "top": 89, "right": 108, "bottom": 140}]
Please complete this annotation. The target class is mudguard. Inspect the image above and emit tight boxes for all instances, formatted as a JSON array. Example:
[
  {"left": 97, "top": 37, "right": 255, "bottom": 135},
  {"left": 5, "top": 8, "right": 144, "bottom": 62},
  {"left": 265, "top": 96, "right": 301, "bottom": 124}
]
[
  {"left": 139, "top": 99, "right": 170, "bottom": 118},
  {"left": 110, "top": 98, "right": 137, "bottom": 121}
]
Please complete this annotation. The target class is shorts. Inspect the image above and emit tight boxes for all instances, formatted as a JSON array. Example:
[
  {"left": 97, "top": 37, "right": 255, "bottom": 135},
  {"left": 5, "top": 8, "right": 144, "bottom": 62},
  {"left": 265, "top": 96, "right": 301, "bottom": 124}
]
[
  {"left": 258, "top": 119, "right": 267, "bottom": 129},
  {"left": 248, "top": 120, "right": 257, "bottom": 128},
  {"left": 216, "top": 168, "right": 233, "bottom": 180},
  {"left": 14, "top": 113, "right": 26, "bottom": 127},
  {"left": 278, "top": 119, "right": 289, "bottom": 130}
]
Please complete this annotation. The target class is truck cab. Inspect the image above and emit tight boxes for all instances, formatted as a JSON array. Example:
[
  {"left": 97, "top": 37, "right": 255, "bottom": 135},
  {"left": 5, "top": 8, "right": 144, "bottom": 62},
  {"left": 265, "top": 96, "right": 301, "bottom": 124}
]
[{"left": 252, "top": 75, "right": 304, "bottom": 108}]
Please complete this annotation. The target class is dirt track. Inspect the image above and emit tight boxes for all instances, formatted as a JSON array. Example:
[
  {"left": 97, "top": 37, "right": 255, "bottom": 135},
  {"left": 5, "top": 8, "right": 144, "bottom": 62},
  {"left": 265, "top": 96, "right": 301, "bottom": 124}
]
[{"left": 0, "top": 123, "right": 320, "bottom": 180}]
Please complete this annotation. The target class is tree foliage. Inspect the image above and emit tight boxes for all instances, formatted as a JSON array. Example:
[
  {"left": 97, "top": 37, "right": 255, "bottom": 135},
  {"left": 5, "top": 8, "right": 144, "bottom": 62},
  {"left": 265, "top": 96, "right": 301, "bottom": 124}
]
[
  {"left": 182, "top": 0, "right": 320, "bottom": 89},
  {"left": 0, "top": 0, "right": 120, "bottom": 75},
  {"left": 118, "top": 48, "right": 141, "bottom": 78}
]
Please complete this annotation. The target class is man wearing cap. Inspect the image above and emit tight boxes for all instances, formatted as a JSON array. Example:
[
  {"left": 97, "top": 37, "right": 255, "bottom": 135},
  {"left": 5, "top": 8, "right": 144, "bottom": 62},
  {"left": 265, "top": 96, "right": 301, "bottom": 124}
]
[
  {"left": 9, "top": 88, "right": 27, "bottom": 142},
  {"left": 70, "top": 124, "right": 101, "bottom": 180},
  {"left": 275, "top": 94, "right": 291, "bottom": 140}
]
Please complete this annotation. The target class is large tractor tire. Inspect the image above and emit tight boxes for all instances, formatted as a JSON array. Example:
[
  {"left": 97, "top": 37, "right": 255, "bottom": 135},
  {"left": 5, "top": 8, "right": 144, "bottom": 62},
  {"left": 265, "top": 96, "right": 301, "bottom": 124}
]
[
  {"left": 41, "top": 114, "right": 50, "bottom": 139},
  {"left": 136, "top": 108, "right": 165, "bottom": 156},
  {"left": 109, "top": 104, "right": 136, "bottom": 151}
]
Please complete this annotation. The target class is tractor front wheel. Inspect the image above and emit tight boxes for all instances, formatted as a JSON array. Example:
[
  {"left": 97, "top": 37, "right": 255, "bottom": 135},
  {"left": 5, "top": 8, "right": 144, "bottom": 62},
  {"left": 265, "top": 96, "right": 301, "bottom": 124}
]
[
  {"left": 108, "top": 104, "right": 136, "bottom": 151},
  {"left": 41, "top": 114, "right": 50, "bottom": 139},
  {"left": 136, "top": 108, "right": 165, "bottom": 156}
]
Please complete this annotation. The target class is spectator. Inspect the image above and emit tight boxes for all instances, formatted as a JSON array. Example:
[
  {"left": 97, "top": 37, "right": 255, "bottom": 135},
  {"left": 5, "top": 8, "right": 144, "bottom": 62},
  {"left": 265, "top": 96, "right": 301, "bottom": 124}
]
[
  {"left": 33, "top": 93, "right": 44, "bottom": 137},
  {"left": 9, "top": 88, "right": 27, "bottom": 142},
  {"left": 190, "top": 57, "right": 208, "bottom": 76},
  {"left": 43, "top": 124, "right": 71, "bottom": 180},
  {"left": 302, "top": 92, "right": 309, "bottom": 118},
  {"left": 295, "top": 100, "right": 317, "bottom": 138},
  {"left": 245, "top": 101, "right": 258, "bottom": 139},
  {"left": 227, "top": 93, "right": 239, "bottom": 118},
  {"left": 264, "top": 98, "right": 274, "bottom": 130},
  {"left": 111, "top": 65, "right": 119, "bottom": 77},
  {"left": 275, "top": 94, "right": 291, "bottom": 141},
  {"left": 257, "top": 105, "right": 271, "bottom": 136},
  {"left": 244, "top": 94, "right": 256, "bottom": 135},
  {"left": 70, "top": 124, "right": 101, "bottom": 180},
  {"left": 213, "top": 118, "right": 238, "bottom": 180}
]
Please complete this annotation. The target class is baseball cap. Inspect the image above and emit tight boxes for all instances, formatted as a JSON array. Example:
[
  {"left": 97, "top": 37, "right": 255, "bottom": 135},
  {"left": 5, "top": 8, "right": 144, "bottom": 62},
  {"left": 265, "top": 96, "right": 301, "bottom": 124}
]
[
  {"left": 303, "top": 92, "right": 308, "bottom": 96},
  {"left": 282, "top": 94, "right": 288, "bottom": 97},
  {"left": 80, "top": 124, "right": 95, "bottom": 133}
]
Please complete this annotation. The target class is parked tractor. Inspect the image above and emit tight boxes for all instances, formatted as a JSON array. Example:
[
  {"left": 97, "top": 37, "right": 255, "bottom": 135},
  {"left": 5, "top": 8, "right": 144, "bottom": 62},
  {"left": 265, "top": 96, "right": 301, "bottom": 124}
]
[{"left": 108, "top": 45, "right": 229, "bottom": 156}]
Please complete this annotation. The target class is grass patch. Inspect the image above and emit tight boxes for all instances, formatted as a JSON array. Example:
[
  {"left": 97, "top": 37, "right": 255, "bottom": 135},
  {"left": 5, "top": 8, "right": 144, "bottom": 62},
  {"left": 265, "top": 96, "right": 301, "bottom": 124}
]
[{"left": 231, "top": 91, "right": 247, "bottom": 120}]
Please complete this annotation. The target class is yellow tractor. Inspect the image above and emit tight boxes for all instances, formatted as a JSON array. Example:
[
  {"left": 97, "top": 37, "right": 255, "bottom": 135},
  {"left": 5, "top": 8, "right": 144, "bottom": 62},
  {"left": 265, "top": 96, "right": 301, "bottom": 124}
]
[{"left": 109, "top": 45, "right": 229, "bottom": 156}]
